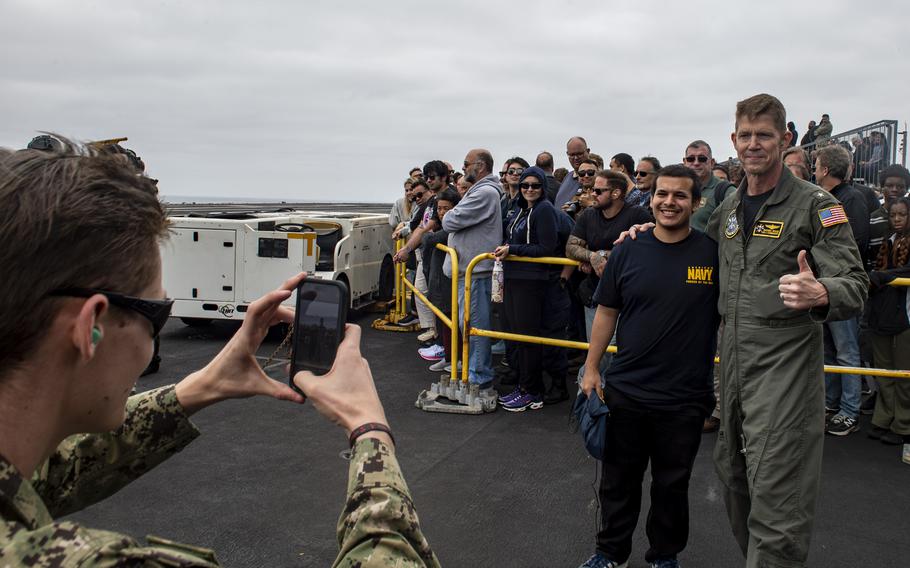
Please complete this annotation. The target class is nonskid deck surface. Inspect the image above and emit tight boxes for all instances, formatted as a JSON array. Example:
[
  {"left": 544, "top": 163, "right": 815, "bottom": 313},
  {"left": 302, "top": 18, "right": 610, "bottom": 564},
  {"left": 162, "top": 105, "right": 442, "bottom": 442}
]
[{"left": 66, "top": 314, "right": 910, "bottom": 567}]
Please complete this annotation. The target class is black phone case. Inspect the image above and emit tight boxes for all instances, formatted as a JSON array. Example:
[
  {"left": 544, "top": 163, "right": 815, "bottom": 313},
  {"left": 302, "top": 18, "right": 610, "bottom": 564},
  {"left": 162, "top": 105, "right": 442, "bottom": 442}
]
[{"left": 289, "top": 278, "right": 349, "bottom": 392}]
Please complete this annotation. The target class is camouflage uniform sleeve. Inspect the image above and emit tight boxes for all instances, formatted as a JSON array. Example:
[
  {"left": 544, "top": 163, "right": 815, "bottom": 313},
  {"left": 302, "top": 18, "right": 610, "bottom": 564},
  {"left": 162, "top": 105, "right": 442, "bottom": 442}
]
[
  {"left": 31, "top": 385, "right": 200, "bottom": 518},
  {"left": 1, "top": 520, "right": 222, "bottom": 567},
  {"left": 334, "top": 438, "right": 440, "bottom": 567},
  {"left": 808, "top": 192, "right": 870, "bottom": 322}
]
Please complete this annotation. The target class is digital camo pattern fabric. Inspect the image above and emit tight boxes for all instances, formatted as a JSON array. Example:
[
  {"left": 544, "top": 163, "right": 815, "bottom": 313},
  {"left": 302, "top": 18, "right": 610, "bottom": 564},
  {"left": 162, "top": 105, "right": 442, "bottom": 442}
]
[
  {"left": 0, "top": 385, "right": 221, "bottom": 566},
  {"left": 2, "top": 387, "right": 440, "bottom": 566},
  {"left": 335, "top": 438, "right": 440, "bottom": 567}
]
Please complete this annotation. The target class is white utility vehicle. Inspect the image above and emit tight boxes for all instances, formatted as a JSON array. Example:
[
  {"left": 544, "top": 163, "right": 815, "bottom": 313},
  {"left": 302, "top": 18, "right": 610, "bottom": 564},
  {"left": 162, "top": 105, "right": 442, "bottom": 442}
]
[{"left": 161, "top": 210, "right": 394, "bottom": 325}]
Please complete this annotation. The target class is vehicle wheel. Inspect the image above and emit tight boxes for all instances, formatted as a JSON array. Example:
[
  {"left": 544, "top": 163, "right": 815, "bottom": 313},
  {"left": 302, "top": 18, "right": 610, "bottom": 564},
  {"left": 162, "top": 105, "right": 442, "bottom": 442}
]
[
  {"left": 180, "top": 317, "right": 212, "bottom": 327},
  {"left": 378, "top": 255, "right": 394, "bottom": 301}
]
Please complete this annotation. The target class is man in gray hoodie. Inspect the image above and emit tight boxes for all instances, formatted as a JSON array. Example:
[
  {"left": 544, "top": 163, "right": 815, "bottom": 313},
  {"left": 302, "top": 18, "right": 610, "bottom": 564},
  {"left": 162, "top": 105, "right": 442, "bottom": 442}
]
[{"left": 442, "top": 148, "right": 503, "bottom": 391}]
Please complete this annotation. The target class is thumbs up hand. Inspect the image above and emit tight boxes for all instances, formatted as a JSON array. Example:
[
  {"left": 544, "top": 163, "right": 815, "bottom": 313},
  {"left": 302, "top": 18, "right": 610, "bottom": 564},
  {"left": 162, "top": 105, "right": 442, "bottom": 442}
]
[{"left": 778, "top": 250, "right": 829, "bottom": 310}]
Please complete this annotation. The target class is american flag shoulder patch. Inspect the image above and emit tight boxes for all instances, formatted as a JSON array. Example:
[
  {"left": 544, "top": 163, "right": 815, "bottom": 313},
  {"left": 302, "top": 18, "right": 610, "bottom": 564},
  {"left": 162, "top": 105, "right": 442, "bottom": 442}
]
[{"left": 818, "top": 205, "right": 848, "bottom": 228}]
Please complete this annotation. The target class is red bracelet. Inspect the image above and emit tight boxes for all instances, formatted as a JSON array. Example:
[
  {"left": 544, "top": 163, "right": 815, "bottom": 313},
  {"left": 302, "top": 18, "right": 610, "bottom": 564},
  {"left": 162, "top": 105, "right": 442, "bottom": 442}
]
[{"left": 348, "top": 423, "right": 394, "bottom": 448}]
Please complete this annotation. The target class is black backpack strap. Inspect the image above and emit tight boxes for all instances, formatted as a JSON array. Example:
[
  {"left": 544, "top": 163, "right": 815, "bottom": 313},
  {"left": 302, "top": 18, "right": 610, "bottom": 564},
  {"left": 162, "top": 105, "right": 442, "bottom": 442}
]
[{"left": 714, "top": 181, "right": 735, "bottom": 205}]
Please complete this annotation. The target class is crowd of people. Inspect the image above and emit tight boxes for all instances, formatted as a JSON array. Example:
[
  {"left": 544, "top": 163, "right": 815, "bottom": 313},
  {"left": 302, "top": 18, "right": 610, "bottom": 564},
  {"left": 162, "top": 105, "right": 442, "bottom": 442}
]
[{"left": 388, "top": 94, "right": 910, "bottom": 567}]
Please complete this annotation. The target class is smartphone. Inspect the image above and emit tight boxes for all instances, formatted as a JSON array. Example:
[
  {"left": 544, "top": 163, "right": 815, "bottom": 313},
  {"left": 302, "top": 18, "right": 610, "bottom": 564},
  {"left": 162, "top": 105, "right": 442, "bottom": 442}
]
[{"left": 289, "top": 278, "right": 349, "bottom": 390}]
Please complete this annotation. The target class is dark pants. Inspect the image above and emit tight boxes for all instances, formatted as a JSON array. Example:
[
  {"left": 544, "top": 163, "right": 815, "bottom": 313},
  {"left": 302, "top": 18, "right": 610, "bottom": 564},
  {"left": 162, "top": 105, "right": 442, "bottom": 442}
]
[
  {"left": 503, "top": 278, "right": 546, "bottom": 394},
  {"left": 436, "top": 315, "right": 452, "bottom": 362},
  {"left": 541, "top": 278, "right": 569, "bottom": 384},
  {"left": 597, "top": 399, "right": 705, "bottom": 564}
]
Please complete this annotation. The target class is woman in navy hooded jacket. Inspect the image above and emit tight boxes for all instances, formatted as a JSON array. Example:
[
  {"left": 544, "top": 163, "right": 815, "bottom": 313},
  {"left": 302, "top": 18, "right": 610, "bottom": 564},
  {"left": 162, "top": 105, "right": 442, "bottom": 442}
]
[{"left": 493, "top": 166, "right": 561, "bottom": 412}]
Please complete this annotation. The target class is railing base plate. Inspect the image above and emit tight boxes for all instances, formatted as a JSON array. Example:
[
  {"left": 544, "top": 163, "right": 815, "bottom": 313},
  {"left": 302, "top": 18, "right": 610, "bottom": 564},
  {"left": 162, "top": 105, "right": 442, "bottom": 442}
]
[{"left": 415, "top": 379, "right": 497, "bottom": 414}]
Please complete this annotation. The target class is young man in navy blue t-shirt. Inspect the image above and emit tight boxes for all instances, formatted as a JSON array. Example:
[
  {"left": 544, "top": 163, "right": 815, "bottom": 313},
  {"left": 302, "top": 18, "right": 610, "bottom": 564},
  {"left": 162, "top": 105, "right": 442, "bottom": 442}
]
[{"left": 577, "top": 165, "right": 719, "bottom": 568}]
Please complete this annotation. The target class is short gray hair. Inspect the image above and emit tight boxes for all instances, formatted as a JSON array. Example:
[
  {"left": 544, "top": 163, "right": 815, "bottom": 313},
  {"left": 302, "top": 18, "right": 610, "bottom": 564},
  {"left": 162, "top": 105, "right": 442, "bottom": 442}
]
[
  {"left": 686, "top": 140, "right": 712, "bottom": 157},
  {"left": 816, "top": 145, "right": 852, "bottom": 181}
]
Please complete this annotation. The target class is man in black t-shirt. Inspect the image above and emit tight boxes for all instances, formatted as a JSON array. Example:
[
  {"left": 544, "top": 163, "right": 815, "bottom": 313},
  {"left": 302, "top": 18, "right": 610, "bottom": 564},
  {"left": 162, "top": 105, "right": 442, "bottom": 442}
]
[
  {"left": 576, "top": 165, "right": 719, "bottom": 568},
  {"left": 566, "top": 170, "right": 651, "bottom": 340}
]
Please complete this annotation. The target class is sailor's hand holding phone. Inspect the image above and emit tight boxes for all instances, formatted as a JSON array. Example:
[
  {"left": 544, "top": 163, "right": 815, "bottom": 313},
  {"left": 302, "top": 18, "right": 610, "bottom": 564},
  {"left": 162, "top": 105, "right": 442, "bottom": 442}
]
[{"left": 175, "top": 272, "right": 308, "bottom": 414}]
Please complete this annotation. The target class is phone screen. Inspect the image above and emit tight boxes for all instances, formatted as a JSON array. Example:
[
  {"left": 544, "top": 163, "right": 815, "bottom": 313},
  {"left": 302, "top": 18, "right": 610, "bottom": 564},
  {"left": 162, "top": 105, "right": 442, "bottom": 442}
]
[{"left": 291, "top": 279, "right": 347, "bottom": 377}]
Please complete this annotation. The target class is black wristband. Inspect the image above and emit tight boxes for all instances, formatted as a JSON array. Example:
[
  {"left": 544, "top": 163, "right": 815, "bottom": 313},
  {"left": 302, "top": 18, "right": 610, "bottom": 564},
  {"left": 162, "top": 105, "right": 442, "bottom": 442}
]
[{"left": 348, "top": 422, "right": 394, "bottom": 448}]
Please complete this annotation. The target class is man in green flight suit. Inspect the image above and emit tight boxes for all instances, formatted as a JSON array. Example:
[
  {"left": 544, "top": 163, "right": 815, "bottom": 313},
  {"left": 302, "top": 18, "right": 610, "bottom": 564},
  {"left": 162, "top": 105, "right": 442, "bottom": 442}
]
[
  {"left": 687, "top": 139, "right": 736, "bottom": 234},
  {"left": 0, "top": 141, "right": 439, "bottom": 567},
  {"left": 706, "top": 94, "right": 867, "bottom": 567}
]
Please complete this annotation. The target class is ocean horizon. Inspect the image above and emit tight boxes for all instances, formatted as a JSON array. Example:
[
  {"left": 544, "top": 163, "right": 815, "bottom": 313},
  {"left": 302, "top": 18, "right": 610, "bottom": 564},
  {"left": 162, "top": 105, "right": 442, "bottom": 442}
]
[{"left": 161, "top": 195, "right": 384, "bottom": 204}]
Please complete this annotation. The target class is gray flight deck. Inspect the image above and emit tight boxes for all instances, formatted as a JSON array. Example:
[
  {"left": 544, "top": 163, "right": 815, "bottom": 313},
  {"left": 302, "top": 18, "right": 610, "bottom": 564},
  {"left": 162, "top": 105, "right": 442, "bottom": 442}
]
[{"left": 67, "top": 312, "right": 910, "bottom": 567}]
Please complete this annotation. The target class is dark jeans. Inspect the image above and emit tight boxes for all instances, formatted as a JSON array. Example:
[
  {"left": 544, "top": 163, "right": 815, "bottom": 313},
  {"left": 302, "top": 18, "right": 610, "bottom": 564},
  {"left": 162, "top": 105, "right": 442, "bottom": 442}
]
[
  {"left": 597, "top": 396, "right": 705, "bottom": 564},
  {"left": 503, "top": 278, "right": 547, "bottom": 394}
]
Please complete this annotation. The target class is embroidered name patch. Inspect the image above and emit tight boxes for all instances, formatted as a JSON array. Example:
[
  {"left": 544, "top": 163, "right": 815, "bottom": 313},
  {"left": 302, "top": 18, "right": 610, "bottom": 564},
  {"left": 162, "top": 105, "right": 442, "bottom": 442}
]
[
  {"left": 752, "top": 220, "right": 784, "bottom": 238},
  {"left": 818, "top": 205, "right": 848, "bottom": 228}
]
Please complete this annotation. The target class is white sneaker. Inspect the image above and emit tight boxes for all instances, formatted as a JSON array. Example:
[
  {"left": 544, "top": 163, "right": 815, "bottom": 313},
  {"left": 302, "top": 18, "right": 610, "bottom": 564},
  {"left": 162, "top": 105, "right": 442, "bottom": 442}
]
[
  {"left": 443, "top": 362, "right": 462, "bottom": 373},
  {"left": 418, "top": 344, "right": 445, "bottom": 361},
  {"left": 428, "top": 359, "right": 448, "bottom": 372},
  {"left": 417, "top": 328, "right": 437, "bottom": 342}
]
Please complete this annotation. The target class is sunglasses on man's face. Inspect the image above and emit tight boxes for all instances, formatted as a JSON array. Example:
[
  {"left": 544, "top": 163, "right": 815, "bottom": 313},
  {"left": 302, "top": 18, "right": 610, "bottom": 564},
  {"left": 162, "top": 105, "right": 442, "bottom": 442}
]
[
  {"left": 578, "top": 170, "right": 597, "bottom": 177},
  {"left": 426, "top": 175, "right": 438, "bottom": 181},
  {"left": 413, "top": 192, "right": 426, "bottom": 199},
  {"left": 50, "top": 287, "right": 174, "bottom": 337},
  {"left": 519, "top": 182, "right": 543, "bottom": 190},
  {"left": 684, "top": 155, "right": 709, "bottom": 164},
  {"left": 634, "top": 170, "right": 654, "bottom": 178}
]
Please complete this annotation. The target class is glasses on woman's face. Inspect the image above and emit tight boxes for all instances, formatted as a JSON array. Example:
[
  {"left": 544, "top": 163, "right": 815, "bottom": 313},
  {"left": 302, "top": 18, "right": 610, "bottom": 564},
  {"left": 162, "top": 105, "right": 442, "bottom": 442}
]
[
  {"left": 519, "top": 182, "right": 543, "bottom": 190},
  {"left": 507, "top": 168, "right": 524, "bottom": 176}
]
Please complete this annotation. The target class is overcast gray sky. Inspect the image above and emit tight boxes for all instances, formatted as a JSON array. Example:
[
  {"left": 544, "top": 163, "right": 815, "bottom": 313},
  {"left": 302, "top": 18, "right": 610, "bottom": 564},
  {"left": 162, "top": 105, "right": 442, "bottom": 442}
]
[{"left": 3, "top": 1, "right": 908, "bottom": 202}]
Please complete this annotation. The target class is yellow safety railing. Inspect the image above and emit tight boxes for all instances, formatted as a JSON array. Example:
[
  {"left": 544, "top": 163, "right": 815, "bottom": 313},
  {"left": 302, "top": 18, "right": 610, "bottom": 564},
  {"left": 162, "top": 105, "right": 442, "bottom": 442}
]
[
  {"left": 394, "top": 239, "right": 460, "bottom": 382},
  {"left": 460, "top": 253, "right": 910, "bottom": 381},
  {"left": 393, "top": 238, "right": 407, "bottom": 321}
]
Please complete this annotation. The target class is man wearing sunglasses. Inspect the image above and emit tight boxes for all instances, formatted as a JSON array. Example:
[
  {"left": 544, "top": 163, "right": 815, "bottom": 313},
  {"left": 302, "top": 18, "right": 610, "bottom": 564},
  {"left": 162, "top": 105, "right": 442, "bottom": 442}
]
[
  {"left": 566, "top": 170, "right": 651, "bottom": 342},
  {"left": 442, "top": 148, "right": 504, "bottom": 397},
  {"left": 394, "top": 160, "right": 451, "bottom": 342},
  {"left": 686, "top": 140, "right": 736, "bottom": 233},
  {"left": 625, "top": 156, "right": 661, "bottom": 210},
  {"left": 0, "top": 142, "right": 439, "bottom": 566},
  {"left": 555, "top": 136, "right": 591, "bottom": 207}
]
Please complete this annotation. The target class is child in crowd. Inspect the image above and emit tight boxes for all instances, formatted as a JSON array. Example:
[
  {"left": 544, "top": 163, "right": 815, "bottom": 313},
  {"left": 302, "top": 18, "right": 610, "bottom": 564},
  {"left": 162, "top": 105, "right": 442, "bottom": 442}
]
[{"left": 867, "top": 196, "right": 910, "bottom": 464}]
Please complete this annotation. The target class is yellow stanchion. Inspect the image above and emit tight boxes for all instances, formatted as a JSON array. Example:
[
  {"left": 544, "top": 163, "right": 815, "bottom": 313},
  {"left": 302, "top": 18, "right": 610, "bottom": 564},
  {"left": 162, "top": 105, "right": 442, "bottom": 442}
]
[
  {"left": 414, "top": 245, "right": 491, "bottom": 413},
  {"left": 371, "top": 238, "right": 419, "bottom": 331}
]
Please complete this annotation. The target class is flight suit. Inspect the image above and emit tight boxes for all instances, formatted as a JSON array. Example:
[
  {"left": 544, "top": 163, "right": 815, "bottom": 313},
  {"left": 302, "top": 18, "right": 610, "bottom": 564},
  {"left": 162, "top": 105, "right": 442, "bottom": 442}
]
[
  {"left": 1, "top": 386, "right": 439, "bottom": 567},
  {"left": 705, "top": 166, "right": 867, "bottom": 568}
]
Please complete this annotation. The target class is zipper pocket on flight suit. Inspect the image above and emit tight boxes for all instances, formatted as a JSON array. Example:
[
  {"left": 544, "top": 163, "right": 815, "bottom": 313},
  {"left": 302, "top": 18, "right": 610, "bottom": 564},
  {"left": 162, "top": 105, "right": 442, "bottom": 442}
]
[{"left": 755, "top": 232, "right": 793, "bottom": 266}]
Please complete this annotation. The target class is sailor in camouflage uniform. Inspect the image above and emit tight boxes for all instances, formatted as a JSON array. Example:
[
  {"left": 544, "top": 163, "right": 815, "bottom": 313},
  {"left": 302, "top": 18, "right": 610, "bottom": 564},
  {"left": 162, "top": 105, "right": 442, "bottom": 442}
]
[{"left": 0, "top": 142, "right": 439, "bottom": 567}]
